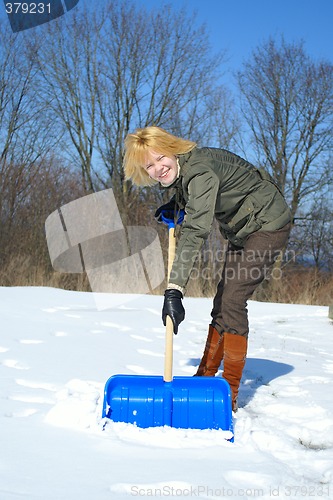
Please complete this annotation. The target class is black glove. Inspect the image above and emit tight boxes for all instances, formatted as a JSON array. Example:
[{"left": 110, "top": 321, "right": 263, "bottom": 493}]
[
  {"left": 162, "top": 289, "right": 185, "bottom": 334},
  {"left": 154, "top": 199, "right": 177, "bottom": 222}
]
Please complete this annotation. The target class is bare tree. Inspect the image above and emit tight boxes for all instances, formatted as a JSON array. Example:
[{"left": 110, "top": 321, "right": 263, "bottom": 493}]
[
  {"left": 35, "top": 1, "right": 236, "bottom": 210},
  {"left": 0, "top": 21, "right": 62, "bottom": 263},
  {"left": 293, "top": 191, "right": 333, "bottom": 270},
  {"left": 237, "top": 38, "right": 333, "bottom": 221},
  {"left": 34, "top": 8, "right": 105, "bottom": 194}
]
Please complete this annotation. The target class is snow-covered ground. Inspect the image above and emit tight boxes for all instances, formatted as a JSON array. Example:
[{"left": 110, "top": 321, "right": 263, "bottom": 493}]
[{"left": 1, "top": 286, "right": 332, "bottom": 499}]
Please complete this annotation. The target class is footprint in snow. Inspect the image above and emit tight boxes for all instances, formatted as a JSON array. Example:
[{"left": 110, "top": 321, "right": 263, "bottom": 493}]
[
  {"left": 137, "top": 349, "right": 164, "bottom": 358},
  {"left": 150, "top": 327, "right": 164, "bottom": 334},
  {"left": 5, "top": 408, "right": 38, "bottom": 418},
  {"left": 15, "top": 379, "right": 58, "bottom": 391},
  {"left": 51, "top": 331, "right": 68, "bottom": 337},
  {"left": 224, "top": 470, "right": 275, "bottom": 490},
  {"left": 1, "top": 359, "right": 29, "bottom": 370},
  {"left": 130, "top": 334, "right": 153, "bottom": 342},
  {"left": 126, "top": 365, "right": 153, "bottom": 375},
  {"left": 9, "top": 394, "right": 55, "bottom": 405},
  {"left": 4, "top": 380, "right": 58, "bottom": 420},
  {"left": 19, "top": 339, "right": 44, "bottom": 345},
  {"left": 278, "top": 334, "right": 310, "bottom": 343},
  {"left": 272, "top": 383, "right": 308, "bottom": 398},
  {"left": 100, "top": 321, "right": 132, "bottom": 332},
  {"left": 323, "top": 362, "right": 333, "bottom": 374}
]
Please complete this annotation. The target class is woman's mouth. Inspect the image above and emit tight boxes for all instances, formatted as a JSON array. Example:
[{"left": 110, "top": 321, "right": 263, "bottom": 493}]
[{"left": 158, "top": 168, "right": 170, "bottom": 180}]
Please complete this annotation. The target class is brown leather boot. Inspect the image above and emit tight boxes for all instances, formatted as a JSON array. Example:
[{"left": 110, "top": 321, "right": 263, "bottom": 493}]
[
  {"left": 194, "top": 324, "right": 224, "bottom": 376},
  {"left": 222, "top": 333, "right": 247, "bottom": 412}
]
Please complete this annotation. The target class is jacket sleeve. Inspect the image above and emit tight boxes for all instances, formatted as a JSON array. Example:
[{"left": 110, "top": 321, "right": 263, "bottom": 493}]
[{"left": 168, "top": 166, "right": 219, "bottom": 292}]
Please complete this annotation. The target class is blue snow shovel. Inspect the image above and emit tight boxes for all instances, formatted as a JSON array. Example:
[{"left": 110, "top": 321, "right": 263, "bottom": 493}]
[{"left": 102, "top": 212, "right": 233, "bottom": 434}]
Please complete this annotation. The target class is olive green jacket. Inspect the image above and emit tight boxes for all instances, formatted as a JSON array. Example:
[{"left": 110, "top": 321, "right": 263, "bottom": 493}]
[{"left": 167, "top": 147, "right": 291, "bottom": 292}]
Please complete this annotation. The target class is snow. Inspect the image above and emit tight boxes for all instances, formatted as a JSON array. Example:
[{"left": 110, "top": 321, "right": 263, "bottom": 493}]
[{"left": 0, "top": 286, "right": 332, "bottom": 499}]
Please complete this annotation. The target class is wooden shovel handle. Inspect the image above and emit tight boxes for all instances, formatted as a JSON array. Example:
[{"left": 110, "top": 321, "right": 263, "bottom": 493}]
[{"left": 164, "top": 225, "right": 176, "bottom": 382}]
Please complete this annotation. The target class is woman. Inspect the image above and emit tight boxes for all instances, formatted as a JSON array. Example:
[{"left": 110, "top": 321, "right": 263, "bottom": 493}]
[{"left": 123, "top": 126, "right": 291, "bottom": 411}]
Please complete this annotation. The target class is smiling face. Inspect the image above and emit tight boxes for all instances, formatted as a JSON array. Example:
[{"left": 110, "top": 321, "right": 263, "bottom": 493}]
[{"left": 144, "top": 151, "right": 178, "bottom": 186}]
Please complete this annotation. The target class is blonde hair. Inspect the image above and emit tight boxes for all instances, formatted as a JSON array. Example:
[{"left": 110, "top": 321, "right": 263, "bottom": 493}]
[{"left": 123, "top": 126, "right": 196, "bottom": 186}]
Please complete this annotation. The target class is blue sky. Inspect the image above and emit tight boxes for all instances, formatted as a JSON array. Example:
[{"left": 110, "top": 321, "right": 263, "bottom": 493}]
[
  {"left": 136, "top": 0, "right": 333, "bottom": 74},
  {"left": 2, "top": 0, "right": 331, "bottom": 71}
]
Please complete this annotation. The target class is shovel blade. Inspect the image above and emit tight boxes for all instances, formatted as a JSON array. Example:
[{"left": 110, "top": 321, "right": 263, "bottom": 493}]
[
  {"left": 170, "top": 376, "right": 232, "bottom": 431},
  {"left": 102, "top": 375, "right": 233, "bottom": 432}
]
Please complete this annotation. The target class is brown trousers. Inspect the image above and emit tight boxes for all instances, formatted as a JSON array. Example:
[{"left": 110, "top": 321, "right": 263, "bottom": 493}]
[{"left": 211, "top": 223, "right": 291, "bottom": 338}]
